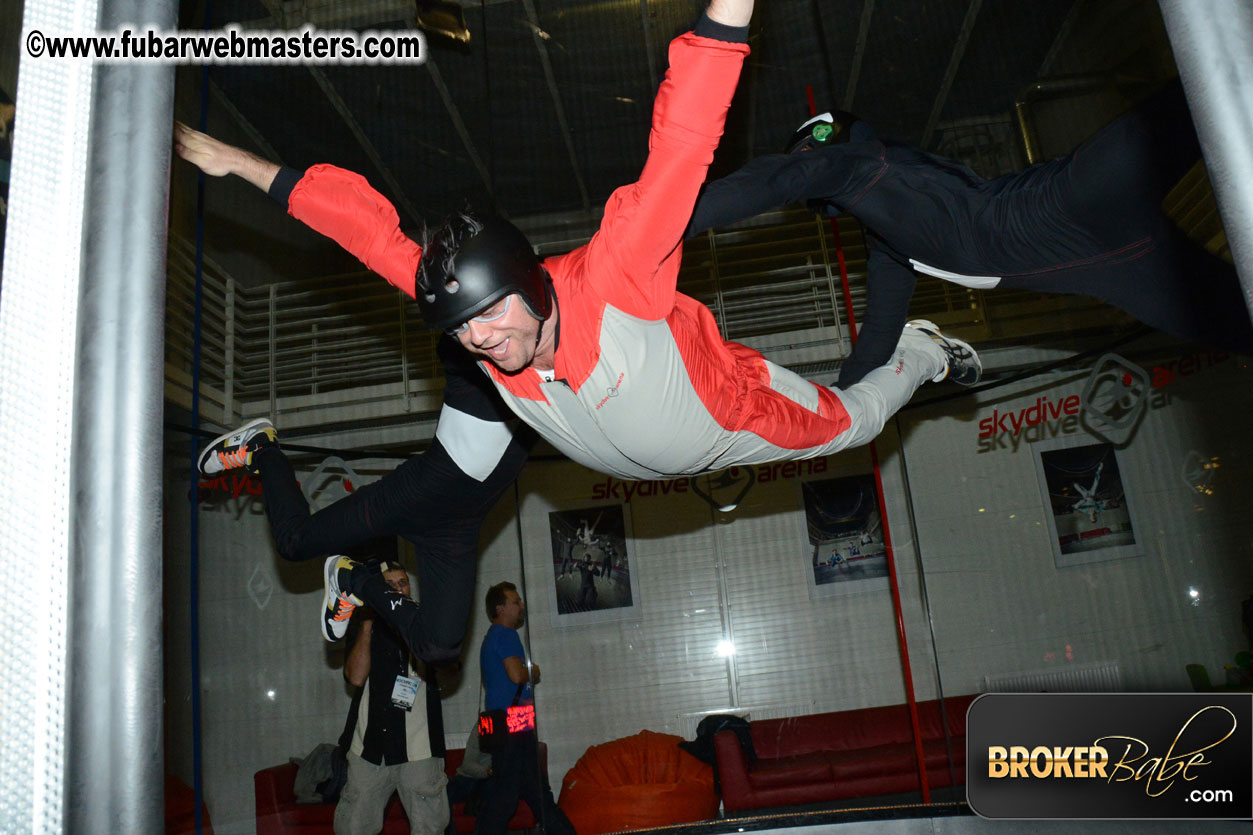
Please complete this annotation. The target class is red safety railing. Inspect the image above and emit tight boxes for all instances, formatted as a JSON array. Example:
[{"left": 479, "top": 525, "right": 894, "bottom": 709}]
[{"left": 811, "top": 85, "right": 932, "bottom": 803}]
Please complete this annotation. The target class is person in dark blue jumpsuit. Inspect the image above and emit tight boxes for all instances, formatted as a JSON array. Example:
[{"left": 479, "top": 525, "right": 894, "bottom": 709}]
[{"left": 686, "top": 80, "right": 1253, "bottom": 386}]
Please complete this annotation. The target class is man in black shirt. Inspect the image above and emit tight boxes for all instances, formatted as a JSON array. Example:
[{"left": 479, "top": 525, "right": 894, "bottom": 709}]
[
  {"left": 336, "top": 562, "right": 448, "bottom": 834},
  {"left": 576, "top": 557, "right": 599, "bottom": 610}
]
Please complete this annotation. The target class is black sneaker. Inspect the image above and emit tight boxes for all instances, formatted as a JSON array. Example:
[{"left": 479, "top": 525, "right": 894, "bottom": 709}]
[
  {"left": 321, "top": 556, "right": 364, "bottom": 642},
  {"left": 905, "top": 319, "right": 982, "bottom": 386},
  {"left": 784, "top": 110, "right": 860, "bottom": 154},
  {"left": 197, "top": 418, "right": 276, "bottom": 476}
]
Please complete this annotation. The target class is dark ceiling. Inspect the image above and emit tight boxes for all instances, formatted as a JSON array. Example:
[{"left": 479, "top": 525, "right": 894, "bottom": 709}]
[{"left": 190, "top": 0, "right": 1096, "bottom": 233}]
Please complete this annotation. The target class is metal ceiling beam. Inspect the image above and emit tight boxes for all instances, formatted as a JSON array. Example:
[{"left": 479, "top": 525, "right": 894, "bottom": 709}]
[
  {"left": 806, "top": 0, "right": 837, "bottom": 108},
  {"left": 253, "top": 0, "right": 432, "bottom": 224},
  {"left": 236, "top": 0, "right": 518, "bottom": 31},
  {"left": 639, "top": 0, "right": 658, "bottom": 94},
  {"left": 921, "top": 0, "right": 984, "bottom": 149},
  {"left": 1036, "top": 0, "right": 1087, "bottom": 77},
  {"left": 236, "top": 0, "right": 517, "bottom": 29},
  {"left": 307, "top": 65, "right": 433, "bottom": 223},
  {"left": 208, "top": 79, "right": 285, "bottom": 167},
  {"left": 235, "top": 0, "right": 414, "bottom": 30},
  {"left": 425, "top": 55, "right": 494, "bottom": 195},
  {"left": 743, "top": 19, "right": 760, "bottom": 161},
  {"left": 843, "top": 0, "right": 876, "bottom": 111},
  {"left": 519, "top": 0, "right": 591, "bottom": 211}
]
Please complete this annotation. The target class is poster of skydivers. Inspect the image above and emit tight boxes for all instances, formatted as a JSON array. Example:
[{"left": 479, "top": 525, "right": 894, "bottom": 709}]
[
  {"left": 801, "top": 474, "right": 889, "bottom": 598},
  {"left": 1036, "top": 440, "right": 1141, "bottom": 567},
  {"left": 547, "top": 504, "right": 641, "bottom": 626}
]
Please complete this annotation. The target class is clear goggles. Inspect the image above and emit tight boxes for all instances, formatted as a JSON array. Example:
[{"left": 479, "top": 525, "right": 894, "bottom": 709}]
[{"left": 446, "top": 294, "right": 513, "bottom": 336}]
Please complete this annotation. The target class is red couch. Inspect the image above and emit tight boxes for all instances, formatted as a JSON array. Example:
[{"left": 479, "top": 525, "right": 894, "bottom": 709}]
[
  {"left": 714, "top": 694, "right": 976, "bottom": 812},
  {"left": 166, "top": 774, "right": 214, "bottom": 835},
  {"left": 255, "top": 746, "right": 543, "bottom": 834}
]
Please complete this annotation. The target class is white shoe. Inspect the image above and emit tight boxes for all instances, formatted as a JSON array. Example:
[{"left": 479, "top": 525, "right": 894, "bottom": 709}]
[
  {"left": 905, "top": 320, "right": 982, "bottom": 386},
  {"left": 197, "top": 417, "right": 276, "bottom": 476},
  {"left": 321, "top": 556, "right": 364, "bottom": 642}
]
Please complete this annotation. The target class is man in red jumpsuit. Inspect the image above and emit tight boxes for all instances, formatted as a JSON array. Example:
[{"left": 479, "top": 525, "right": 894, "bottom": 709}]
[{"left": 177, "top": 0, "right": 978, "bottom": 658}]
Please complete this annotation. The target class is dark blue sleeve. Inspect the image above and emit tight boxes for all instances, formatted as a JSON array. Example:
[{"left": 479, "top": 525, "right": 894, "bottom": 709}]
[
  {"left": 693, "top": 13, "right": 749, "bottom": 43},
  {"left": 687, "top": 154, "right": 802, "bottom": 236},
  {"left": 267, "top": 165, "right": 304, "bottom": 206},
  {"left": 687, "top": 148, "right": 866, "bottom": 237}
]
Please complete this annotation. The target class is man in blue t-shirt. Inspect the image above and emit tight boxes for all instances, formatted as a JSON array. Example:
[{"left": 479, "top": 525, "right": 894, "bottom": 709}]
[{"left": 475, "top": 582, "right": 573, "bottom": 835}]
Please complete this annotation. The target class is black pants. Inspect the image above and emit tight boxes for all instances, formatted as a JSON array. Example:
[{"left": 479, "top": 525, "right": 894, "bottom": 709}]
[
  {"left": 254, "top": 435, "right": 529, "bottom": 661},
  {"left": 577, "top": 574, "right": 597, "bottom": 608},
  {"left": 473, "top": 732, "right": 574, "bottom": 835},
  {"left": 688, "top": 80, "right": 1253, "bottom": 385}
]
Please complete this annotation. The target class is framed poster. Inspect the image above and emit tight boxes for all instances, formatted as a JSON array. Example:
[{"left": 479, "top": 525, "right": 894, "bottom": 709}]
[
  {"left": 801, "top": 474, "right": 889, "bottom": 598},
  {"left": 546, "top": 504, "right": 641, "bottom": 627},
  {"left": 1034, "top": 438, "right": 1142, "bottom": 568}
]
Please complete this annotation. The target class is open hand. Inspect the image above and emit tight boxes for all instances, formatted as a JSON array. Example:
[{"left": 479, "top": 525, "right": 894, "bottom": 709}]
[
  {"left": 173, "top": 121, "right": 239, "bottom": 177},
  {"left": 173, "top": 121, "right": 281, "bottom": 191}
]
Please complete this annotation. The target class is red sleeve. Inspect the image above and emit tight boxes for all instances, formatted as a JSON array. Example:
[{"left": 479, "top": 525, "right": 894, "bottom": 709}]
[
  {"left": 582, "top": 32, "right": 748, "bottom": 319},
  {"left": 287, "top": 164, "right": 423, "bottom": 298}
]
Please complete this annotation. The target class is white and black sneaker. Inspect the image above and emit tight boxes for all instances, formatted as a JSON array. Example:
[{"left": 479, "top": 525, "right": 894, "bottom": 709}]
[
  {"left": 197, "top": 417, "right": 276, "bottom": 476},
  {"left": 321, "top": 555, "right": 364, "bottom": 642},
  {"left": 905, "top": 319, "right": 982, "bottom": 386}
]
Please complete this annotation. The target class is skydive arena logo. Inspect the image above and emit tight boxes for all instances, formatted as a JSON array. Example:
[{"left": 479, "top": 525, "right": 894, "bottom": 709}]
[{"left": 966, "top": 694, "right": 1253, "bottom": 819}]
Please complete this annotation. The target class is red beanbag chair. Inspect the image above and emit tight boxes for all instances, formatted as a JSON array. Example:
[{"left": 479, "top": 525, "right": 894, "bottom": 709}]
[{"left": 559, "top": 730, "right": 718, "bottom": 834}]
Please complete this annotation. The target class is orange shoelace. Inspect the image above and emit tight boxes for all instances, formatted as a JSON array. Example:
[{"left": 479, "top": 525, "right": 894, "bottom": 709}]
[
  {"left": 216, "top": 447, "right": 249, "bottom": 469},
  {"left": 332, "top": 595, "right": 355, "bottom": 621}
]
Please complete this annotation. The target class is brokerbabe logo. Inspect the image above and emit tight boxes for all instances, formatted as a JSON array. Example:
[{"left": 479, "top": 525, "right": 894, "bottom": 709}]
[{"left": 966, "top": 694, "right": 1253, "bottom": 819}]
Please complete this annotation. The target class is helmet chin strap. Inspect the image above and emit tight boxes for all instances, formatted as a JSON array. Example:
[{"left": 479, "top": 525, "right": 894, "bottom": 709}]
[{"left": 533, "top": 274, "right": 558, "bottom": 360}]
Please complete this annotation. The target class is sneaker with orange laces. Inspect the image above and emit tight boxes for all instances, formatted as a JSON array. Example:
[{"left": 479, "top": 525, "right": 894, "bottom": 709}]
[
  {"left": 197, "top": 418, "right": 277, "bottom": 476},
  {"left": 321, "top": 555, "right": 364, "bottom": 642}
]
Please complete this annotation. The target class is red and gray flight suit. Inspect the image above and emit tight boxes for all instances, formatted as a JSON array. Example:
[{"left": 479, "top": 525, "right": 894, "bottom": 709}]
[
  {"left": 273, "top": 29, "right": 945, "bottom": 481},
  {"left": 250, "top": 19, "right": 941, "bottom": 661}
]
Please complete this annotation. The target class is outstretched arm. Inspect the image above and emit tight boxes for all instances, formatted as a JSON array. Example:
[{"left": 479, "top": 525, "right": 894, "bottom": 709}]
[
  {"left": 174, "top": 122, "right": 422, "bottom": 295},
  {"left": 174, "top": 122, "right": 280, "bottom": 192},
  {"left": 686, "top": 148, "right": 872, "bottom": 237},
  {"left": 686, "top": 154, "right": 809, "bottom": 236},
  {"left": 706, "top": 0, "right": 753, "bottom": 26},
  {"left": 584, "top": 3, "right": 751, "bottom": 319}
]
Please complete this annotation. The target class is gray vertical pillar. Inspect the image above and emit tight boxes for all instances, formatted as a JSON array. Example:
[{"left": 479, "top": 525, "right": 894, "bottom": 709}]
[
  {"left": 67, "top": 0, "right": 177, "bottom": 831},
  {"left": 1158, "top": 0, "right": 1253, "bottom": 320}
]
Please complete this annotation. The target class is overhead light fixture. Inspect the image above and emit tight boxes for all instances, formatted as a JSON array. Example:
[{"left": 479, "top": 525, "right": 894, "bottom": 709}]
[{"left": 416, "top": 0, "right": 471, "bottom": 43}]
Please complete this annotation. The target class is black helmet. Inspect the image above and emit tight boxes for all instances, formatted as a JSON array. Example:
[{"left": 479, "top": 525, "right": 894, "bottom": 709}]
[
  {"left": 416, "top": 211, "right": 551, "bottom": 332},
  {"left": 784, "top": 110, "right": 860, "bottom": 154}
]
